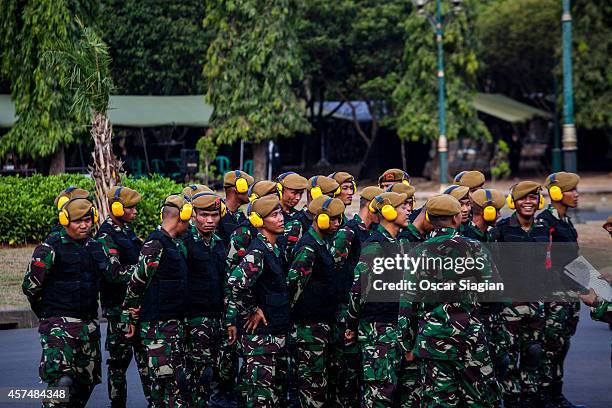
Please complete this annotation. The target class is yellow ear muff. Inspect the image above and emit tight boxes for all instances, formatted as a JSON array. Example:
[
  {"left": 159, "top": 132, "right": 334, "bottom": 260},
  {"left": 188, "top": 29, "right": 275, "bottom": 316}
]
[
  {"left": 368, "top": 199, "right": 377, "bottom": 214},
  {"left": 92, "top": 207, "right": 99, "bottom": 224},
  {"left": 425, "top": 211, "right": 430, "bottom": 222},
  {"left": 159, "top": 208, "right": 164, "bottom": 222},
  {"left": 311, "top": 186, "right": 322, "bottom": 199},
  {"left": 220, "top": 201, "right": 227, "bottom": 217},
  {"left": 57, "top": 196, "right": 69, "bottom": 211},
  {"left": 59, "top": 209, "right": 70, "bottom": 226},
  {"left": 506, "top": 195, "right": 515, "bottom": 210},
  {"left": 180, "top": 203, "right": 193, "bottom": 221},
  {"left": 549, "top": 185, "right": 563, "bottom": 202},
  {"left": 381, "top": 204, "right": 398, "bottom": 221},
  {"left": 334, "top": 186, "right": 341, "bottom": 197},
  {"left": 402, "top": 179, "right": 410, "bottom": 186},
  {"left": 483, "top": 206, "right": 496, "bottom": 222},
  {"left": 249, "top": 212, "right": 264, "bottom": 228},
  {"left": 235, "top": 178, "right": 248, "bottom": 193},
  {"left": 276, "top": 183, "right": 283, "bottom": 201},
  {"left": 317, "top": 213, "right": 330, "bottom": 229},
  {"left": 538, "top": 194, "right": 545, "bottom": 210},
  {"left": 249, "top": 193, "right": 258, "bottom": 203},
  {"left": 111, "top": 201, "right": 124, "bottom": 217}
]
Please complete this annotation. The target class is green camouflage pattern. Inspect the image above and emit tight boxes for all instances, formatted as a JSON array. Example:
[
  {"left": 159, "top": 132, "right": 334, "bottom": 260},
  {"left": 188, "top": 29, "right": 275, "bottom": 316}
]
[
  {"left": 541, "top": 301, "right": 578, "bottom": 388},
  {"left": 329, "top": 303, "right": 361, "bottom": 408},
  {"left": 591, "top": 299, "right": 612, "bottom": 322},
  {"left": 282, "top": 207, "right": 305, "bottom": 261},
  {"left": 227, "top": 223, "right": 256, "bottom": 272}
]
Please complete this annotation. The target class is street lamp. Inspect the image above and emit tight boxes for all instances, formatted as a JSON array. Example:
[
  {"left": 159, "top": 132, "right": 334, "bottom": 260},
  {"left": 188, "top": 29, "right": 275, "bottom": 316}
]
[
  {"left": 412, "top": 0, "right": 462, "bottom": 186},
  {"left": 561, "top": 0, "right": 577, "bottom": 172}
]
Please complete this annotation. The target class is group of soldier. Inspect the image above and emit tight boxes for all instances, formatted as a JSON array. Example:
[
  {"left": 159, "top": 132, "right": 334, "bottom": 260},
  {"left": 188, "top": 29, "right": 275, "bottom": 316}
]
[{"left": 22, "top": 167, "right": 612, "bottom": 408}]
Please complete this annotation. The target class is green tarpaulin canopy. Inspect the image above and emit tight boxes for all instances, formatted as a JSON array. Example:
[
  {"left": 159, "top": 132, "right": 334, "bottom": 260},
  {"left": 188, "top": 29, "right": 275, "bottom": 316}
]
[{"left": 474, "top": 93, "right": 552, "bottom": 122}]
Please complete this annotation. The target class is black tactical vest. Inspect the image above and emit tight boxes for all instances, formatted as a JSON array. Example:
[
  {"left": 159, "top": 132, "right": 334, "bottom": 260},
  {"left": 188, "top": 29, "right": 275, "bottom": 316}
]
[
  {"left": 184, "top": 230, "right": 226, "bottom": 318},
  {"left": 291, "top": 231, "right": 338, "bottom": 324},
  {"left": 96, "top": 221, "right": 142, "bottom": 311},
  {"left": 140, "top": 229, "right": 188, "bottom": 322},
  {"left": 40, "top": 235, "right": 108, "bottom": 320}
]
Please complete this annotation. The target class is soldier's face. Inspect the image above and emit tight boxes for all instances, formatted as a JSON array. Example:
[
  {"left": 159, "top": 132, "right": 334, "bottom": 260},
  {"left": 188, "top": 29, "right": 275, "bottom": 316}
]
[
  {"left": 337, "top": 183, "right": 354, "bottom": 206},
  {"left": 283, "top": 188, "right": 303, "bottom": 209},
  {"left": 122, "top": 206, "right": 137, "bottom": 223},
  {"left": 66, "top": 216, "right": 92, "bottom": 240},
  {"left": 459, "top": 198, "right": 471, "bottom": 223},
  {"left": 562, "top": 189, "right": 579, "bottom": 208},
  {"left": 327, "top": 216, "right": 342, "bottom": 234},
  {"left": 516, "top": 193, "right": 539, "bottom": 217},
  {"left": 195, "top": 208, "right": 220, "bottom": 234},
  {"left": 264, "top": 208, "right": 285, "bottom": 234},
  {"left": 395, "top": 203, "right": 409, "bottom": 228},
  {"left": 379, "top": 181, "right": 396, "bottom": 190}
]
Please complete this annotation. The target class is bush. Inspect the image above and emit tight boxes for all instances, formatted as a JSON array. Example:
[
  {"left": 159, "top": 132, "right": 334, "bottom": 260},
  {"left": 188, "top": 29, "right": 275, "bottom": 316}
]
[{"left": 0, "top": 174, "right": 182, "bottom": 245}]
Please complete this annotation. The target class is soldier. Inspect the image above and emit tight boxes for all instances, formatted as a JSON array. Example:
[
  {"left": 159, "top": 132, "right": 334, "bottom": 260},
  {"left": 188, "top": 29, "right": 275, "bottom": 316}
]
[
  {"left": 23, "top": 197, "right": 110, "bottom": 407},
  {"left": 537, "top": 172, "right": 584, "bottom": 408},
  {"left": 388, "top": 182, "right": 416, "bottom": 216},
  {"left": 226, "top": 195, "right": 290, "bottom": 407},
  {"left": 463, "top": 188, "right": 505, "bottom": 242},
  {"left": 288, "top": 195, "right": 345, "bottom": 407},
  {"left": 442, "top": 185, "right": 471, "bottom": 232},
  {"left": 218, "top": 170, "right": 255, "bottom": 247},
  {"left": 490, "top": 181, "right": 550, "bottom": 407},
  {"left": 180, "top": 192, "right": 227, "bottom": 407},
  {"left": 330, "top": 171, "right": 356, "bottom": 207},
  {"left": 276, "top": 172, "right": 309, "bottom": 257},
  {"left": 49, "top": 186, "right": 91, "bottom": 237},
  {"left": 399, "top": 194, "right": 502, "bottom": 407},
  {"left": 453, "top": 170, "right": 486, "bottom": 194},
  {"left": 96, "top": 186, "right": 149, "bottom": 407},
  {"left": 377, "top": 168, "right": 411, "bottom": 190},
  {"left": 123, "top": 194, "right": 192, "bottom": 408},
  {"left": 345, "top": 192, "right": 410, "bottom": 407},
  {"left": 291, "top": 176, "right": 341, "bottom": 240},
  {"left": 182, "top": 184, "right": 212, "bottom": 200}
]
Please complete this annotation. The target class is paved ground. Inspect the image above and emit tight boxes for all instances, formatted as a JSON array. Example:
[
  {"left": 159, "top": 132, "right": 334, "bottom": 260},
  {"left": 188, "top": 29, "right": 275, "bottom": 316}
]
[{"left": 0, "top": 306, "right": 610, "bottom": 407}]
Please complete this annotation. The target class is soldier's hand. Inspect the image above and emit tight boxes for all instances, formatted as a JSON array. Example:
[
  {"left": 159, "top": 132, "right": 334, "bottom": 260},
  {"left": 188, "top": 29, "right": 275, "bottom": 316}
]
[
  {"left": 125, "top": 323, "right": 136, "bottom": 339},
  {"left": 405, "top": 351, "right": 415, "bottom": 362},
  {"left": 227, "top": 326, "right": 237, "bottom": 345},
  {"left": 579, "top": 288, "right": 598, "bottom": 306},
  {"left": 597, "top": 267, "right": 612, "bottom": 284},
  {"left": 244, "top": 308, "right": 267, "bottom": 333},
  {"left": 344, "top": 329, "right": 355, "bottom": 345}
]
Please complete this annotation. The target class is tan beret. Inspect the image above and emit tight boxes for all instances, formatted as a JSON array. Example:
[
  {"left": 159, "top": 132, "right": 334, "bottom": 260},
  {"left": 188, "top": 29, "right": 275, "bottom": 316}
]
[
  {"left": 164, "top": 194, "right": 188, "bottom": 210},
  {"left": 360, "top": 186, "right": 384, "bottom": 202},
  {"left": 544, "top": 172, "right": 580, "bottom": 192},
  {"left": 249, "top": 180, "right": 278, "bottom": 200},
  {"left": 330, "top": 171, "right": 355, "bottom": 186},
  {"left": 54, "top": 186, "right": 90, "bottom": 209},
  {"left": 511, "top": 181, "right": 541, "bottom": 201},
  {"left": 378, "top": 168, "right": 410, "bottom": 185},
  {"left": 471, "top": 188, "right": 505, "bottom": 210},
  {"left": 388, "top": 183, "right": 416, "bottom": 199},
  {"left": 307, "top": 176, "right": 340, "bottom": 196},
  {"left": 250, "top": 195, "right": 281, "bottom": 219},
  {"left": 107, "top": 186, "right": 142, "bottom": 207},
  {"left": 63, "top": 198, "right": 95, "bottom": 221},
  {"left": 223, "top": 170, "right": 255, "bottom": 188},
  {"left": 277, "top": 172, "right": 308, "bottom": 190},
  {"left": 308, "top": 196, "right": 345, "bottom": 217},
  {"left": 425, "top": 194, "right": 461, "bottom": 217},
  {"left": 443, "top": 185, "right": 470, "bottom": 201},
  {"left": 370, "top": 192, "right": 408, "bottom": 212},
  {"left": 192, "top": 192, "right": 222, "bottom": 210},
  {"left": 182, "top": 184, "right": 212, "bottom": 198},
  {"left": 453, "top": 171, "right": 485, "bottom": 189}
]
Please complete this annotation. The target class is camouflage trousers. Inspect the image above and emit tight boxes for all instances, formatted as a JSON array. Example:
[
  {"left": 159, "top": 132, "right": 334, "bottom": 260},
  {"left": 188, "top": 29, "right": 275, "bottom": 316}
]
[
  {"left": 419, "top": 344, "right": 502, "bottom": 408},
  {"left": 105, "top": 315, "right": 151, "bottom": 407},
  {"left": 241, "top": 332, "right": 288, "bottom": 407},
  {"left": 291, "top": 322, "right": 333, "bottom": 408},
  {"left": 358, "top": 321, "right": 402, "bottom": 408},
  {"left": 541, "top": 301, "right": 580, "bottom": 388},
  {"left": 184, "top": 316, "right": 222, "bottom": 407},
  {"left": 328, "top": 304, "right": 361, "bottom": 407},
  {"left": 38, "top": 317, "right": 102, "bottom": 408},
  {"left": 500, "top": 303, "right": 545, "bottom": 400},
  {"left": 397, "top": 358, "right": 421, "bottom": 408},
  {"left": 218, "top": 335, "right": 242, "bottom": 392},
  {"left": 139, "top": 319, "right": 186, "bottom": 408}
]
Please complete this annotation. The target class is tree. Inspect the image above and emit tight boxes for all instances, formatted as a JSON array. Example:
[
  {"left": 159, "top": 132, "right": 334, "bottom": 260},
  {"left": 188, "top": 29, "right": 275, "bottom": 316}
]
[
  {"left": 393, "top": 0, "right": 489, "bottom": 179},
  {"left": 203, "top": 0, "right": 310, "bottom": 179},
  {"left": 0, "top": 1, "right": 96, "bottom": 173},
  {"left": 46, "top": 19, "right": 120, "bottom": 223}
]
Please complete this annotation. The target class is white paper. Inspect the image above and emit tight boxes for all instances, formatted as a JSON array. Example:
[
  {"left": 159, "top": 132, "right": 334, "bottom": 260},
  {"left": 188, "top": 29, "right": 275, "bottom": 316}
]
[{"left": 564, "top": 256, "right": 612, "bottom": 302}]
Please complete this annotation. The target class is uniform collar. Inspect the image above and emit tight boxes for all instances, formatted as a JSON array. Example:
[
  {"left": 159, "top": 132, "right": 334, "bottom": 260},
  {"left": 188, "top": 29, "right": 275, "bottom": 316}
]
[
  {"left": 191, "top": 224, "right": 221, "bottom": 246},
  {"left": 105, "top": 216, "right": 129, "bottom": 233},
  {"left": 427, "top": 227, "right": 457, "bottom": 240},
  {"left": 373, "top": 223, "right": 396, "bottom": 242},
  {"left": 256, "top": 231, "right": 280, "bottom": 256},
  {"left": 406, "top": 223, "right": 426, "bottom": 240},
  {"left": 548, "top": 204, "right": 571, "bottom": 223},
  {"left": 468, "top": 220, "right": 487, "bottom": 238}
]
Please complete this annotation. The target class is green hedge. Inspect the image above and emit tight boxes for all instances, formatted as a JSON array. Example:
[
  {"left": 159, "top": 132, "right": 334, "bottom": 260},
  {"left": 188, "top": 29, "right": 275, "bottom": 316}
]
[{"left": 0, "top": 174, "right": 183, "bottom": 245}]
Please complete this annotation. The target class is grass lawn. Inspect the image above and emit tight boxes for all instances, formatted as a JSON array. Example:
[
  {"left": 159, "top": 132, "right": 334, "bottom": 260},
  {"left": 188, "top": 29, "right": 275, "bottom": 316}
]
[{"left": 0, "top": 246, "right": 34, "bottom": 310}]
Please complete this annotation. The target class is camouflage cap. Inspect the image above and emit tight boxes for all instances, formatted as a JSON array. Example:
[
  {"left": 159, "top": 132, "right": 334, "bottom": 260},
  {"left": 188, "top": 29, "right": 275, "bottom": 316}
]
[
  {"left": 223, "top": 170, "right": 255, "bottom": 188},
  {"left": 250, "top": 195, "right": 281, "bottom": 218},
  {"left": 360, "top": 186, "right": 384, "bottom": 202},
  {"left": 54, "top": 186, "right": 90, "bottom": 209},
  {"left": 308, "top": 195, "right": 345, "bottom": 217},
  {"left": 543, "top": 172, "right": 580, "bottom": 192},
  {"left": 249, "top": 180, "right": 279, "bottom": 200},
  {"left": 107, "top": 186, "right": 142, "bottom": 207},
  {"left": 425, "top": 194, "right": 461, "bottom": 217},
  {"left": 63, "top": 198, "right": 95, "bottom": 221},
  {"left": 192, "top": 192, "right": 222, "bottom": 210},
  {"left": 277, "top": 172, "right": 308, "bottom": 190},
  {"left": 389, "top": 183, "right": 416, "bottom": 198},
  {"left": 182, "top": 184, "right": 212, "bottom": 199},
  {"left": 443, "top": 185, "right": 470, "bottom": 201},
  {"left": 329, "top": 171, "right": 355, "bottom": 186},
  {"left": 378, "top": 168, "right": 410, "bottom": 185},
  {"left": 453, "top": 170, "right": 485, "bottom": 189},
  {"left": 511, "top": 181, "right": 541, "bottom": 201},
  {"left": 471, "top": 188, "right": 505, "bottom": 210},
  {"left": 307, "top": 176, "right": 340, "bottom": 196},
  {"left": 370, "top": 192, "right": 408, "bottom": 212}
]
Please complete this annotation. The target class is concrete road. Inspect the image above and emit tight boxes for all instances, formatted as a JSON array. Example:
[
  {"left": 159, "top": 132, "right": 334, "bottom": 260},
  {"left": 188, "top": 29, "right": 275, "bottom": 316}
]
[{"left": 0, "top": 306, "right": 610, "bottom": 407}]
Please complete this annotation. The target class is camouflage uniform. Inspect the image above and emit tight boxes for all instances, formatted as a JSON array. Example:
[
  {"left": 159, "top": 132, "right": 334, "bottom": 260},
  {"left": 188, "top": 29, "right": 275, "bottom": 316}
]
[
  {"left": 399, "top": 228, "right": 502, "bottom": 407},
  {"left": 288, "top": 227, "right": 336, "bottom": 408},
  {"left": 227, "top": 232, "right": 290, "bottom": 407},
  {"left": 281, "top": 207, "right": 306, "bottom": 262},
  {"left": 22, "top": 228, "right": 113, "bottom": 407},
  {"left": 348, "top": 223, "right": 404, "bottom": 408},
  {"left": 96, "top": 217, "right": 150, "bottom": 407},
  {"left": 122, "top": 227, "right": 188, "bottom": 408}
]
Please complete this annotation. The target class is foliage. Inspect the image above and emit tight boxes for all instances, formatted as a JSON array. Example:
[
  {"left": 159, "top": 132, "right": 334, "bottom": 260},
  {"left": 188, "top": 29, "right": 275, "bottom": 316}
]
[
  {"left": 393, "top": 0, "right": 490, "bottom": 143},
  {"left": 0, "top": 1, "right": 95, "bottom": 160},
  {"left": 100, "top": 0, "right": 211, "bottom": 95},
  {"left": 203, "top": 0, "right": 311, "bottom": 146},
  {"left": 490, "top": 139, "right": 511, "bottom": 180},
  {"left": 0, "top": 174, "right": 181, "bottom": 245},
  {"left": 196, "top": 134, "right": 219, "bottom": 185}
]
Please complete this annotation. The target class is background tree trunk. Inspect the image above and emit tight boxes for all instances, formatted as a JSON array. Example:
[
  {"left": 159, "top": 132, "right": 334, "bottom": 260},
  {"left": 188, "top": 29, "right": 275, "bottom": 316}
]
[
  {"left": 252, "top": 141, "right": 267, "bottom": 180},
  {"left": 49, "top": 143, "right": 65, "bottom": 175}
]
